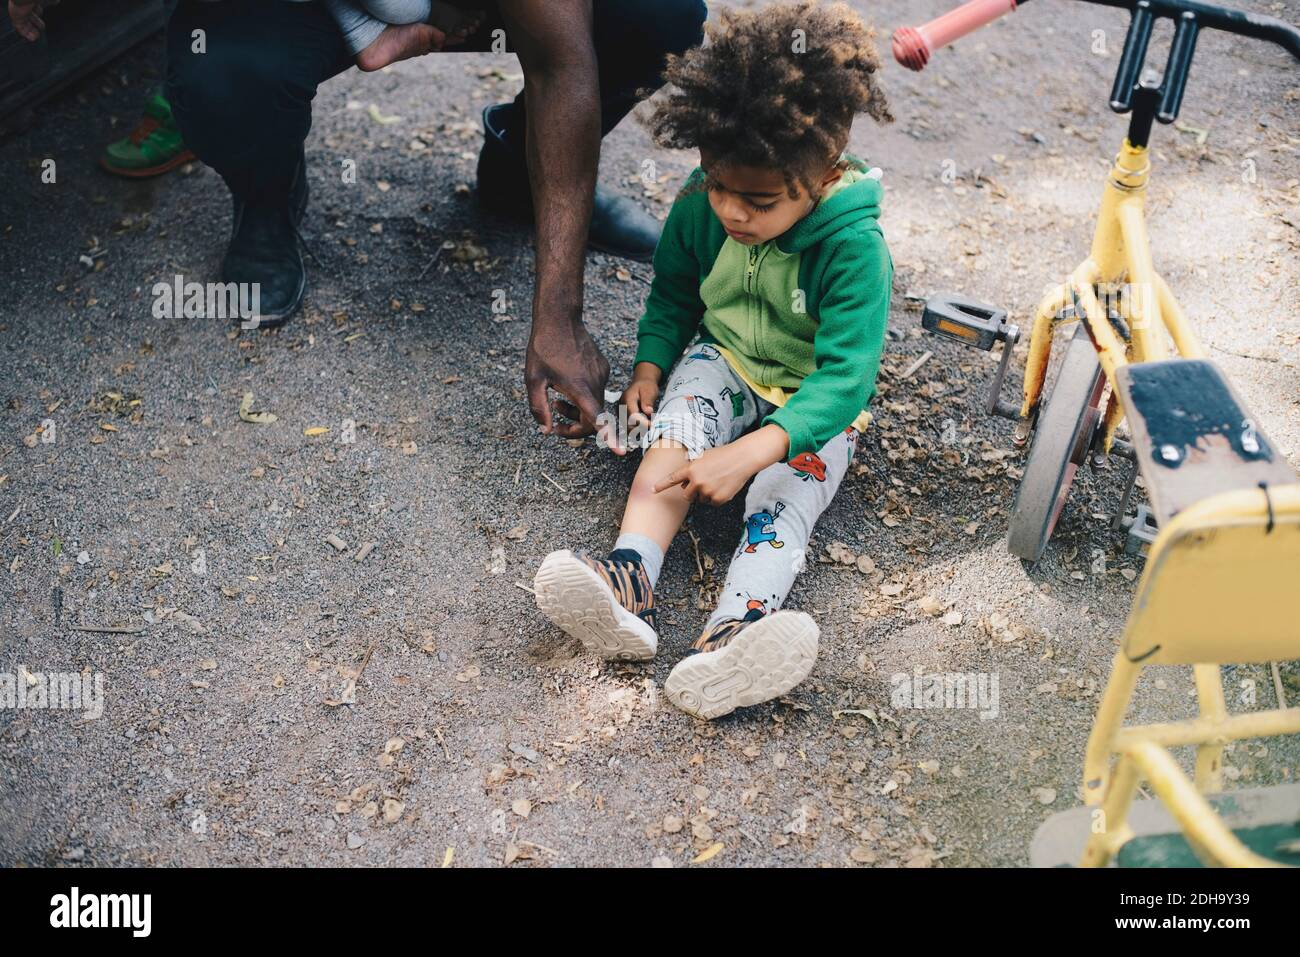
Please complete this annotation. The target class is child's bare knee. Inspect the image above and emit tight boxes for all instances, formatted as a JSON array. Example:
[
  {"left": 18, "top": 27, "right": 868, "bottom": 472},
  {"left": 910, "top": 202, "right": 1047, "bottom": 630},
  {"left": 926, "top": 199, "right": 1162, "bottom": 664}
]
[{"left": 627, "top": 474, "right": 659, "bottom": 503}]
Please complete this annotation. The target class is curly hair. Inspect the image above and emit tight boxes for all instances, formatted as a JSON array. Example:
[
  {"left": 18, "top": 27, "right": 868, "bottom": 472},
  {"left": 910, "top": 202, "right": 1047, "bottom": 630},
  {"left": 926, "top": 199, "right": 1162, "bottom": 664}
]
[{"left": 645, "top": 1, "right": 893, "bottom": 198}]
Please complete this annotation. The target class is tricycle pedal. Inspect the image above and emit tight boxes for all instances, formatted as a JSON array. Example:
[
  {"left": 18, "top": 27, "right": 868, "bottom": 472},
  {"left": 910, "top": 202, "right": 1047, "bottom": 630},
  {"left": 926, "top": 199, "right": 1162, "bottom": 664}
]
[
  {"left": 1122, "top": 504, "right": 1159, "bottom": 557},
  {"left": 920, "top": 294, "right": 1021, "bottom": 420},
  {"left": 921, "top": 293, "right": 1013, "bottom": 351}
]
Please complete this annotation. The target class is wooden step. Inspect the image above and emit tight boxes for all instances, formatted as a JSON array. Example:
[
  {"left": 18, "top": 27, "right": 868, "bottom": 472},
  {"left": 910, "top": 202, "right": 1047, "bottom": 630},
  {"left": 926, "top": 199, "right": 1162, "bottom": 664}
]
[{"left": 1115, "top": 359, "right": 1296, "bottom": 524}]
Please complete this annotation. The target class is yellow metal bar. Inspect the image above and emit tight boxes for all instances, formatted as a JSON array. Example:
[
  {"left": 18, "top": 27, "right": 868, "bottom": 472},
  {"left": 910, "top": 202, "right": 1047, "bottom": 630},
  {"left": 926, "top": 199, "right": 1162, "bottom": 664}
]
[
  {"left": 1116, "top": 202, "right": 1168, "bottom": 362},
  {"left": 1113, "top": 706, "right": 1300, "bottom": 751},
  {"left": 1124, "top": 741, "right": 1283, "bottom": 867},
  {"left": 1100, "top": 386, "right": 1124, "bottom": 453},
  {"left": 1089, "top": 139, "right": 1151, "bottom": 282},
  {"left": 1153, "top": 272, "right": 1206, "bottom": 359},
  {"left": 1081, "top": 752, "right": 1140, "bottom": 867},
  {"left": 1020, "top": 283, "right": 1073, "bottom": 418},
  {"left": 1084, "top": 651, "right": 1142, "bottom": 806},
  {"left": 1071, "top": 270, "right": 1129, "bottom": 388},
  {"left": 1194, "top": 665, "right": 1228, "bottom": 792}
]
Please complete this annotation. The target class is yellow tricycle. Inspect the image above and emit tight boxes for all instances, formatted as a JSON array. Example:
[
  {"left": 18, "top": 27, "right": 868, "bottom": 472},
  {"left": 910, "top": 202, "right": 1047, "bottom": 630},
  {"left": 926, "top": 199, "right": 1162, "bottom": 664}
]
[{"left": 895, "top": 0, "right": 1300, "bottom": 866}]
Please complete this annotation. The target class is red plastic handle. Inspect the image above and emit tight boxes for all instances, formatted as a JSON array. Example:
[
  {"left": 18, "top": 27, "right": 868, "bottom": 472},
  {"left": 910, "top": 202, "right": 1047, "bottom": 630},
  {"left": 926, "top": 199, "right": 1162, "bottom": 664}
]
[{"left": 893, "top": 0, "right": 1020, "bottom": 71}]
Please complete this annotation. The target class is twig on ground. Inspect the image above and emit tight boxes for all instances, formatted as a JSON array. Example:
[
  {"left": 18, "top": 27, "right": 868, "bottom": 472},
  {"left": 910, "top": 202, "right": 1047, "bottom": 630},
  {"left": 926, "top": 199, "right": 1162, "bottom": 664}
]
[
  {"left": 296, "top": 231, "right": 324, "bottom": 268},
  {"left": 416, "top": 244, "right": 444, "bottom": 282},
  {"left": 1270, "top": 661, "right": 1288, "bottom": 709},
  {"left": 433, "top": 725, "right": 451, "bottom": 761},
  {"left": 899, "top": 350, "right": 933, "bottom": 381},
  {"left": 687, "top": 528, "right": 705, "bottom": 581},
  {"left": 69, "top": 624, "right": 143, "bottom": 635},
  {"left": 353, "top": 642, "right": 376, "bottom": 683},
  {"left": 518, "top": 839, "right": 559, "bottom": 855}
]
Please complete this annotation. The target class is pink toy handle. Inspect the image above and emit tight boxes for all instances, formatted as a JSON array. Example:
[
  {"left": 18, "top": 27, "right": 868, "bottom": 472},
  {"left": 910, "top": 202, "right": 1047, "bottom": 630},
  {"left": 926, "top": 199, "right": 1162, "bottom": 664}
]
[{"left": 892, "top": 0, "right": 1021, "bottom": 71}]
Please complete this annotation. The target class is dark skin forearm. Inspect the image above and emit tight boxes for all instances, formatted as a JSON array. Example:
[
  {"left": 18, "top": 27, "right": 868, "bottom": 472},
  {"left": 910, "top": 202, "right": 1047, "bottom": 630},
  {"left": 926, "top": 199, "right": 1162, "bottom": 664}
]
[
  {"left": 507, "top": 0, "right": 598, "bottom": 329},
  {"left": 500, "top": 0, "right": 607, "bottom": 437}
]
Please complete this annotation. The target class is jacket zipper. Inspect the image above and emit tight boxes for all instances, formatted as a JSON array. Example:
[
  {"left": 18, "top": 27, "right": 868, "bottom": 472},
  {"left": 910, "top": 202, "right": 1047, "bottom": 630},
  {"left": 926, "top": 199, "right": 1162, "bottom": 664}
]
[
  {"left": 739, "top": 243, "right": 754, "bottom": 364},
  {"left": 746, "top": 243, "right": 772, "bottom": 374}
]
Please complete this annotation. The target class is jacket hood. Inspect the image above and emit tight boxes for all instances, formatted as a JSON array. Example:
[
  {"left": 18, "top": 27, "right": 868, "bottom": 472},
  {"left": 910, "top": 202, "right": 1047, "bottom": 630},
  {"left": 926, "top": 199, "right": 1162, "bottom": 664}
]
[{"left": 778, "top": 155, "right": 883, "bottom": 254}]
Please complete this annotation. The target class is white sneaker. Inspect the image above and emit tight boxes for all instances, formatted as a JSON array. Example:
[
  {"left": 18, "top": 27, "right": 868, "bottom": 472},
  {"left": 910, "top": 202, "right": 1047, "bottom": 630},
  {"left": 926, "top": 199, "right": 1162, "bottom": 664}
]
[
  {"left": 533, "top": 549, "right": 658, "bottom": 662},
  {"left": 664, "top": 611, "right": 819, "bottom": 720}
]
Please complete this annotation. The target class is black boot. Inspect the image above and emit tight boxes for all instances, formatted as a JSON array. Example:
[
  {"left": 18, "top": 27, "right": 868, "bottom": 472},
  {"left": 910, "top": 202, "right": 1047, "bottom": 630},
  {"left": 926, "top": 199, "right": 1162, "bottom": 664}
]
[
  {"left": 475, "top": 103, "right": 661, "bottom": 263},
  {"left": 221, "top": 163, "right": 309, "bottom": 329}
]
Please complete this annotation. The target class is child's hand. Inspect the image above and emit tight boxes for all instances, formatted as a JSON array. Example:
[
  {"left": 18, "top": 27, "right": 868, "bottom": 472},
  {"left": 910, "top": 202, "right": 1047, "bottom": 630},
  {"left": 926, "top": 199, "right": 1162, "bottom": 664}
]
[
  {"left": 653, "top": 444, "right": 755, "bottom": 505},
  {"left": 603, "top": 362, "right": 661, "bottom": 456},
  {"left": 653, "top": 425, "right": 790, "bottom": 504},
  {"left": 622, "top": 363, "right": 661, "bottom": 424}
]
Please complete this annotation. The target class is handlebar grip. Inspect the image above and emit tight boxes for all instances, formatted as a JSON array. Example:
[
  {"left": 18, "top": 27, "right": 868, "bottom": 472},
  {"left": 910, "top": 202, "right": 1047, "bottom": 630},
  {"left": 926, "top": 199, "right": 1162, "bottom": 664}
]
[
  {"left": 892, "top": 0, "right": 1021, "bottom": 71},
  {"left": 1158, "top": 12, "right": 1200, "bottom": 122},
  {"left": 1109, "top": 0, "right": 1154, "bottom": 112}
]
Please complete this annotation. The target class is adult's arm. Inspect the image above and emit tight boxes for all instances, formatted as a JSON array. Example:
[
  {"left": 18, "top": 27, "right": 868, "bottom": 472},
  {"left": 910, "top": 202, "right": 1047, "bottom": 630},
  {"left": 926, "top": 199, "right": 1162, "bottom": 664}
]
[{"left": 500, "top": 0, "right": 606, "bottom": 438}]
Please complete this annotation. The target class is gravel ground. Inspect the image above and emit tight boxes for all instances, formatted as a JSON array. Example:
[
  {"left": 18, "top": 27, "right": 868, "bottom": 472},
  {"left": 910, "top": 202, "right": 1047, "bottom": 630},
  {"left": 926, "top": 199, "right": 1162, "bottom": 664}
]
[{"left": 1, "top": 0, "right": 1298, "bottom": 868}]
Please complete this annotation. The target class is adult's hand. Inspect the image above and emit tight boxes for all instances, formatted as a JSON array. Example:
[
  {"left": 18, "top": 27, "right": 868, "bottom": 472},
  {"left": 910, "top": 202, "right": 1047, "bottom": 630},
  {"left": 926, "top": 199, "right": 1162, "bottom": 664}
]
[
  {"left": 526, "top": 313, "right": 609, "bottom": 437},
  {"left": 9, "top": 0, "right": 56, "bottom": 42}
]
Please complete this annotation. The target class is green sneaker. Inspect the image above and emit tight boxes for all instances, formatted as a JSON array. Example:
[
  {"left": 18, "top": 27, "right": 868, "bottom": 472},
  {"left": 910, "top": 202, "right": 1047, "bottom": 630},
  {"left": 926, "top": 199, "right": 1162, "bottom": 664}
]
[{"left": 99, "top": 92, "right": 196, "bottom": 179}]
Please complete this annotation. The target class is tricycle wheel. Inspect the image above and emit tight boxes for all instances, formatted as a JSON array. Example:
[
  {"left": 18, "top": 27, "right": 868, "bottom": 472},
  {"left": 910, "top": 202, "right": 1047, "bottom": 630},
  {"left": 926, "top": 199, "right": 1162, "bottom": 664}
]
[{"left": 1007, "top": 324, "right": 1106, "bottom": 562}]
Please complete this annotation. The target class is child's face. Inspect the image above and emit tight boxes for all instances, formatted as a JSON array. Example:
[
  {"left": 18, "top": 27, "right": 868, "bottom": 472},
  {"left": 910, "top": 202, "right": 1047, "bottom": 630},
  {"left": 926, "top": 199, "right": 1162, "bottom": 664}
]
[{"left": 700, "top": 153, "right": 841, "bottom": 246}]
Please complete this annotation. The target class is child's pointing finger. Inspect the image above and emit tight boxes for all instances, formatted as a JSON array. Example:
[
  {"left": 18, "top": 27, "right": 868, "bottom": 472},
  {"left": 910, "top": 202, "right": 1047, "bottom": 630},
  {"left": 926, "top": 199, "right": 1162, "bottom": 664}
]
[{"left": 653, "top": 469, "right": 689, "bottom": 494}]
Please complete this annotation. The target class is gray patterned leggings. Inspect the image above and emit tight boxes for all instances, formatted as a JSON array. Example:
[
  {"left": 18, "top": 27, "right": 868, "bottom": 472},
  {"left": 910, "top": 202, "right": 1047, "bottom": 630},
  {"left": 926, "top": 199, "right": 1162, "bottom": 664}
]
[{"left": 644, "top": 343, "right": 858, "bottom": 629}]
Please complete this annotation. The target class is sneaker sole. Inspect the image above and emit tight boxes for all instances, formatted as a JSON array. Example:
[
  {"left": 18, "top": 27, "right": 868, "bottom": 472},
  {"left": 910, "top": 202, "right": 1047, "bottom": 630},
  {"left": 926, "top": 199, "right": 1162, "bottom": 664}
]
[
  {"left": 664, "top": 611, "right": 818, "bottom": 720},
  {"left": 97, "top": 150, "right": 197, "bottom": 179},
  {"left": 533, "top": 550, "right": 657, "bottom": 661}
]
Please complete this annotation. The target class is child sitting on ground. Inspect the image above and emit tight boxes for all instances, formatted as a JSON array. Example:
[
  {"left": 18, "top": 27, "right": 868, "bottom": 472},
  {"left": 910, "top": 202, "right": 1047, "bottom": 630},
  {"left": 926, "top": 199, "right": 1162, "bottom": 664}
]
[
  {"left": 533, "top": 1, "right": 895, "bottom": 720},
  {"left": 324, "top": 0, "right": 483, "bottom": 72}
]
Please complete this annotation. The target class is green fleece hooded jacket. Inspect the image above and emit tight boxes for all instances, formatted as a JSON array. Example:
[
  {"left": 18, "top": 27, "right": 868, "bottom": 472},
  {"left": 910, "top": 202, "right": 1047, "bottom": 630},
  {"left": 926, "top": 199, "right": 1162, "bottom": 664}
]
[{"left": 635, "top": 158, "right": 893, "bottom": 461}]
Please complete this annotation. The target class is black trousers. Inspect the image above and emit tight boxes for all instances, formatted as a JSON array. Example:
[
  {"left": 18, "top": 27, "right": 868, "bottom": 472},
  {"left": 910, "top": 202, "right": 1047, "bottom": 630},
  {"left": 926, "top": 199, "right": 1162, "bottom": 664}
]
[{"left": 165, "top": 0, "right": 707, "bottom": 201}]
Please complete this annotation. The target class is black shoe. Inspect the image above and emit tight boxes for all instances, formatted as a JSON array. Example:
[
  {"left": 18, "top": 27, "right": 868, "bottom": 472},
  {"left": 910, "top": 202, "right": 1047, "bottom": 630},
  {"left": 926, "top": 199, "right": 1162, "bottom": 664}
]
[
  {"left": 475, "top": 103, "right": 661, "bottom": 263},
  {"left": 588, "top": 191, "right": 661, "bottom": 263},
  {"left": 222, "top": 166, "right": 308, "bottom": 329},
  {"left": 290, "top": 161, "right": 309, "bottom": 227}
]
